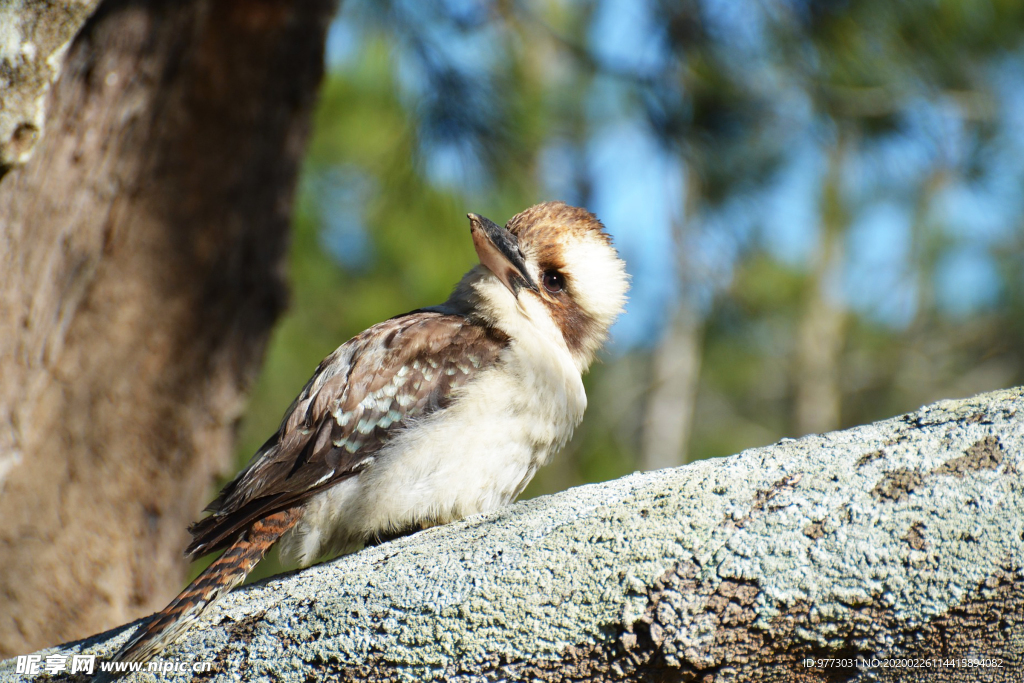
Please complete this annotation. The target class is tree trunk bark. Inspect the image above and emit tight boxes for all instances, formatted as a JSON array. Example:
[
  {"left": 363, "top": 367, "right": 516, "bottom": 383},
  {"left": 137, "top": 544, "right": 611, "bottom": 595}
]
[
  {"left": 794, "top": 136, "right": 848, "bottom": 436},
  {"left": 641, "top": 170, "right": 705, "bottom": 470},
  {"left": 0, "top": 0, "right": 103, "bottom": 172},
  {"left": 641, "top": 306, "right": 703, "bottom": 468},
  {"left": 0, "top": 0, "right": 334, "bottom": 656},
  {"left": 5, "top": 386, "right": 1022, "bottom": 682}
]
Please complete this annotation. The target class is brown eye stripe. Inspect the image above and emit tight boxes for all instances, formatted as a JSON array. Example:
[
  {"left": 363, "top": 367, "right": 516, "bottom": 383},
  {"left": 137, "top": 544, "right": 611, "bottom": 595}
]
[{"left": 545, "top": 299, "right": 598, "bottom": 355}]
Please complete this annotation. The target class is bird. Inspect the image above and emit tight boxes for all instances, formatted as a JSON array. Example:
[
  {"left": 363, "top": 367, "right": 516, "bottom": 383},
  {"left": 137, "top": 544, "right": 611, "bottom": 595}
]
[{"left": 111, "top": 201, "right": 629, "bottom": 665}]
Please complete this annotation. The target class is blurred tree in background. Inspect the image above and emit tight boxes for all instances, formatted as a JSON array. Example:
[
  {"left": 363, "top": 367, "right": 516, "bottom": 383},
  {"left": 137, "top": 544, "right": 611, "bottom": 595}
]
[{"left": 233, "top": 0, "right": 1024, "bottom": 580}]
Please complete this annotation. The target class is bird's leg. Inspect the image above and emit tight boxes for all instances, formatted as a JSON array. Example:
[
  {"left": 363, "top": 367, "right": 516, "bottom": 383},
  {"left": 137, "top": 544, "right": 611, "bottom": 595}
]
[{"left": 365, "top": 520, "right": 438, "bottom": 547}]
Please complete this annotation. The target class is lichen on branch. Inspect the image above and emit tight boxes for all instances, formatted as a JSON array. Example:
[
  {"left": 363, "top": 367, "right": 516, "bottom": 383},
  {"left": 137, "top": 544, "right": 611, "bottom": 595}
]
[{"left": 3, "top": 387, "right": 1023, "bottom": 682}]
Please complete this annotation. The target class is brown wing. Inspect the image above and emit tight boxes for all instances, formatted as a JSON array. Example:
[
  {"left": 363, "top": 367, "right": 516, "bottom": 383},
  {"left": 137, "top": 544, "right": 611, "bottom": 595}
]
[{"left": 185, "top": 311, "right": 508, "bottom": 559}]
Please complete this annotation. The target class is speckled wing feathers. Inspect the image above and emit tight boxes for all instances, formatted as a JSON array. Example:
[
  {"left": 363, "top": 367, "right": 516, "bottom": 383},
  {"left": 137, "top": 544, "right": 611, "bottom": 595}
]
[{"left": 186, "top": 311, "right": 508, "bottom": 559}]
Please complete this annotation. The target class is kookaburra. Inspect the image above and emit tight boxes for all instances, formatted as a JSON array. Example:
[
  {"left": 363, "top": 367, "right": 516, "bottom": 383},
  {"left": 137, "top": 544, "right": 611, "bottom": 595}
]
[{"left": 114, "top": 201, "right": 629, "bottom": 664}]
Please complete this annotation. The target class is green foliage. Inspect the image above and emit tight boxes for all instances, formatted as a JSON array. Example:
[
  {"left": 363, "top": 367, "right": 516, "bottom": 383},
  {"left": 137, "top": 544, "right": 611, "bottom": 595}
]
[{"left": 204, "top": 0, "right": 1024, "bottom": 584}]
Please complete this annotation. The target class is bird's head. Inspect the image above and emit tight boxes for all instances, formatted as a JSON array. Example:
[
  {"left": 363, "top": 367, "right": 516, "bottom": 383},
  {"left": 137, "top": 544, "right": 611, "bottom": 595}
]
[{"left": 459, "top": 201, "right": 629, "bottom": 371}]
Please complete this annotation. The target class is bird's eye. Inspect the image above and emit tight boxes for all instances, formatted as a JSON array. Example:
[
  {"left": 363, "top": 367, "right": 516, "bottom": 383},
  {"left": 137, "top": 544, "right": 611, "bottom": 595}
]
[{"left": 542, "top": 270, "right": 564, "bottom": 294}]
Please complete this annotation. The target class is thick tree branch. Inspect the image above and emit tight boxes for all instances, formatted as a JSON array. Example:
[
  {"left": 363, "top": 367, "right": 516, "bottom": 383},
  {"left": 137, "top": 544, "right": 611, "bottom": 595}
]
[{"left": 3, "top": 386, "right": 1023, "bottom": 681}]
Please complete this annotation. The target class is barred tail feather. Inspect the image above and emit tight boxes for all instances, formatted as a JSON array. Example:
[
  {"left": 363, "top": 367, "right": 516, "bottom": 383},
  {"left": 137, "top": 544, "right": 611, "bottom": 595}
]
[{"left": 111, "top": 508, "right": 303, "bottom": 667}]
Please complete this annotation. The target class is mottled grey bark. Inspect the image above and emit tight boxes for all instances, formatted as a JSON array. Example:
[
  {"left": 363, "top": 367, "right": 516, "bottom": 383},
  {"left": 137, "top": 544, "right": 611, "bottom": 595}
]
[
  {"left": 0, "top": 0, "right": 101, "bottom": 172},
  {"left": 3, "top": 386, "right": 1023, "bottom": 682}
]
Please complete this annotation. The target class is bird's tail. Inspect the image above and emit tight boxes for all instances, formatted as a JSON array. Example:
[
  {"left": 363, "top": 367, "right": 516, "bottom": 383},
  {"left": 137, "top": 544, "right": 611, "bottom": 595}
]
[{"left": 110, "top": 508, "right": 303, "bottom": 667}]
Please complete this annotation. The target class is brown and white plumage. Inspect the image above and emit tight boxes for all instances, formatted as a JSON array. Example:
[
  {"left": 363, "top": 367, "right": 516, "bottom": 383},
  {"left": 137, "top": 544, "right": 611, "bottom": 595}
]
[{"left": 113, "top": 201, "right": 628, "bottom": 665}]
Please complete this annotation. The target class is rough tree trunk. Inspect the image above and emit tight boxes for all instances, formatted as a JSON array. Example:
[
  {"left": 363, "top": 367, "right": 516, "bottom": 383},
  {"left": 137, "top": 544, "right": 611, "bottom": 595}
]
[
  {"left": 641, "top": 306, "right": 702, "bottom": 468},
  {"left": 0, "top": 0, "right": 103, "bottom": 172},
  {"left": 0, "top": 0, "right": 334, "bottom": 656},
  {"left": 794, "top": 134, "right": 849, "bottom": 438},
  {"left": 4, "top": 386, "right": 1022, "bottom": 682},
  {"left": 641, "top": 172, "right": 706, "bottom": 470}
]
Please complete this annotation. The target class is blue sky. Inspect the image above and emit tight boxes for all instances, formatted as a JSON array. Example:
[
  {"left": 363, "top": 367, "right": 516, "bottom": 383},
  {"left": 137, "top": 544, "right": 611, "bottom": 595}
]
[{"left": 323, "top": 0, "right": 1024, "bottom": 350}]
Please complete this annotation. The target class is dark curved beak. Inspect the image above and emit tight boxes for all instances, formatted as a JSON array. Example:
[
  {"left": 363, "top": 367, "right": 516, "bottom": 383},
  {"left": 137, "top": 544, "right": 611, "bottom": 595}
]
[{"left": 468, "top": 213, "right": 537, "bottom": 296}]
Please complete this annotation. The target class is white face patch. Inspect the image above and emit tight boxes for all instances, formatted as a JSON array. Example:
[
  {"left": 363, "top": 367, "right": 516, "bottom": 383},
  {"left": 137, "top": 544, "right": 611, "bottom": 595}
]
[
  {"left": 516, "top": 231, "right": 629, "bottom": 369},
  {"left": 558, "top": 234, "right": 629, "bottom": 332}
]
